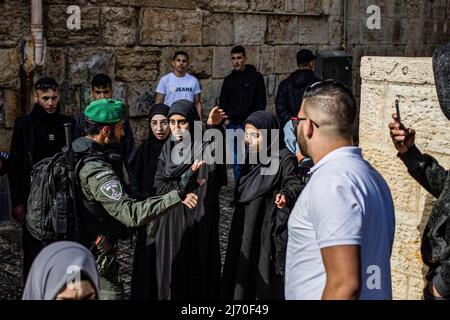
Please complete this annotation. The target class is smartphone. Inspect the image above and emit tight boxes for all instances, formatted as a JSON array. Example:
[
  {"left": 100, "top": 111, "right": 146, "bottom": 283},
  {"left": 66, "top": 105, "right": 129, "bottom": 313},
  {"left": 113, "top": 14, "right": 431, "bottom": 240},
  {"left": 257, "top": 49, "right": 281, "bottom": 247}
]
[{"left": 395, "top": 99, "right": 401, "bottom": 123}]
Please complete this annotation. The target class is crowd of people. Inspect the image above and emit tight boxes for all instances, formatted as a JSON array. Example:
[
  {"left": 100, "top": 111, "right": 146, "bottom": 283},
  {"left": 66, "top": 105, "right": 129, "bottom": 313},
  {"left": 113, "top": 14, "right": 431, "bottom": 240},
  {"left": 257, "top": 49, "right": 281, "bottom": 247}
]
[{"left": 2, "top": 44, "right": 449, "bottom": 301}]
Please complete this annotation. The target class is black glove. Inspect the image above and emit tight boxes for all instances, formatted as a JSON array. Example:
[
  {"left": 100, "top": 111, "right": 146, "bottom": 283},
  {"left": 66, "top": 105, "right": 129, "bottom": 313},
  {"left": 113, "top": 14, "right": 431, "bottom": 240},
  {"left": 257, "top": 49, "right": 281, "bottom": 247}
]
[{"left": 178, "top": 169, "right": 201, "bottom": 200}]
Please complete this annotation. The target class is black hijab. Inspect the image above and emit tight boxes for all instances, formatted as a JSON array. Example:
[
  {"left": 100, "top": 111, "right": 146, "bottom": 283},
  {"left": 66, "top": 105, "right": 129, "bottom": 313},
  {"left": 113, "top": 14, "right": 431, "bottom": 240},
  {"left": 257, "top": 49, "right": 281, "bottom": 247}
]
[
  {"left": 161, "top": 100, "right": 205, "bottom": 179},
  {"left": 237, "top": 111, "right": 288, "bottom": 203},
  {"left": 133, "top": 104, "right": 170, "bottom": 197}
]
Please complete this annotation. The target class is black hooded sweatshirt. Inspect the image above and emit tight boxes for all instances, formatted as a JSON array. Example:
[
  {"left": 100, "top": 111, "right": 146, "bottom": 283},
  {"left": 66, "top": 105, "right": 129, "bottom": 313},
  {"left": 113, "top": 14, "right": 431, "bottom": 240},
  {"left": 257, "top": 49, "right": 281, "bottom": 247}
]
[
  {"left": 275, "top": 69, "right": 321, "bottom": 126},
  {"left": 219, "top": 64, "right": 266, "bottom": 124}
]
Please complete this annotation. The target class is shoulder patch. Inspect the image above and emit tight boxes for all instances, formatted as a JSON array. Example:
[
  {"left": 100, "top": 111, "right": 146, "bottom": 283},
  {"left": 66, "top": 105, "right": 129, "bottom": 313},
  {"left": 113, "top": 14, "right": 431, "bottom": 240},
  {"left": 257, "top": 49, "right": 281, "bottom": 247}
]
[
  {"left": 95, "top": 170, "right": 114, "bottom": 180},
  {"left": 100, "top": 180, "right": 123, "bottom": 200}
]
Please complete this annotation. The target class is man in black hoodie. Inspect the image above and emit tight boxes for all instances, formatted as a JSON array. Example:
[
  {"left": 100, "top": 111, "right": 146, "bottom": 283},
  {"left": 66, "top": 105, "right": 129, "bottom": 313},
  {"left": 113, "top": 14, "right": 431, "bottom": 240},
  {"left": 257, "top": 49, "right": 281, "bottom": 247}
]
[
  {"left": 219, "top": 45, "right": 266, "bottom": 181},
  {"left": 276, "top": 49, "right": 321, "bottom": 126},
  {"left": 8, "top": 77, "right": 75, "bottom": 282}
]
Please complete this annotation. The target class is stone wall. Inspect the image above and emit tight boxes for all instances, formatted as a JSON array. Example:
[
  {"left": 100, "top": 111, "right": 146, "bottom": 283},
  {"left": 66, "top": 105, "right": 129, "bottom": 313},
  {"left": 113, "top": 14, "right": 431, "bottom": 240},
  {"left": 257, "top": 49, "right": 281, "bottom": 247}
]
[
  {"left": 0, "top": 0, "right": 449, "bottom": 148},
  {"left": 359, "top": 56, "right": 449, "bottom": 300}
]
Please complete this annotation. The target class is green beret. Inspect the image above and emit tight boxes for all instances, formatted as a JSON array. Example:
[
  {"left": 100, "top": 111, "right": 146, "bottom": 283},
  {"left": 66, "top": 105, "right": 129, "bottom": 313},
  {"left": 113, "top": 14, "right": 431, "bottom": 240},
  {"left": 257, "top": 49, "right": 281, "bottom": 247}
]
[{"left": 84, "top": 99, "right": 126, "bottom": 124}]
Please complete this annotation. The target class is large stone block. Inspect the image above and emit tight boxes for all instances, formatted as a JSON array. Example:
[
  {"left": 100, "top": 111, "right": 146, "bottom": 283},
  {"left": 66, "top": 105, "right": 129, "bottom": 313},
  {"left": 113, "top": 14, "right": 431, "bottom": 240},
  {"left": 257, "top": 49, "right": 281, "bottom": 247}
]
[
  {"left": 199, "top": 79, "right": 223, "bottom": 111},
  {"left": 0, "top": 89, "right": 21, "bottom": 129},
  {"left": 131, "top": 0, "right": 210, "bottom": 9},
  {"left": 210, "top": 0, "right": 250, "bottom": 11},
  {"left": 422, "top": 0, "right": 447, "bottom": 21},
  {"left": 159, "top": 47, "right": 212, "bottom": 79},
  {"left": 234, "top": 14, "right": 267, "bottom": 45},
  {"left": 102, "top": 7, "right": 137, "bottom": 47},
  {"left": 0, "top": 49, "right": 19, "bottom": 88},
  {"left": 115, "top": 49, "right": 160, "bottom": 82},
  {"left": 67, "top": 49, "right": 114, "bottom": 86},
  {"left": 266, "top": 16, "right": 299, "bottom": 45},
  {"left": 129, "top": 117, "right": 149, "bottom": 149},
  {"left": 80, "top": 81, "right": 127, "bottom": 111},
  {"left": 298, "top": 16, "right": 329, "bottom": 44},
  {"left": 250, "top": 0, "right": 285, "bottom": 12},
  {"left": 361, "top": 145, "right": 421, "bottom": 213},
  {"left": 0, "top": 2, "right": 29, "bottom": 47},
  {"left": 328, "top": 16, "right": 343, "bottom": 46},
  {"left": 0, "top": 129, "right": 13, "bottom": 156},
  {"left": 403, "top": 0, "right": 421, "bottom": 18},
  {"left": 359, "top": 82, "right": 386, "bottom": 143},
  {"left": 140, "top": 8, "right": 202, "bottom": 46},
  {"left": 391, "top": 271, "right": 408, "bottom": 300},
  {"left": 126, "top": 82, "right": 154, "bottom": 117},
  {"left": 265, "top": 75, "right": 277, "bottom": 106},
  {"left": 59, "top": 84, "right": 80, "bottom": 117},
  {"left": 260, "top": 45, "right": 275, "bottom": 75},
  {"left": 408, "top": 276, "right": 425, "bottom": 300},
  {"left": 360, "top": 57, "right": 435, "bottom": 84},
  {"left": 42, "top": 48, "right": 66, "bottom": 85},
  {"left": 321, "top": 0, "right": 340, "bottom": 16},
  {"left": 390, "top": 210, "right": 424, "bottom": 278},
  {"left": 45, "top": 5, "right": 100, "bottom": 46},
  {"left": 285, "top": 0, "right": 305, "bottom": 13},
  {"left": 304, "top": 0, "right": 323, "bottom": 14},
  {"left": 203, "top": 13, "right": 234, "bottom": 46},
  {"left": 274, "top": 45, "right": 300, "bottom": 74}
]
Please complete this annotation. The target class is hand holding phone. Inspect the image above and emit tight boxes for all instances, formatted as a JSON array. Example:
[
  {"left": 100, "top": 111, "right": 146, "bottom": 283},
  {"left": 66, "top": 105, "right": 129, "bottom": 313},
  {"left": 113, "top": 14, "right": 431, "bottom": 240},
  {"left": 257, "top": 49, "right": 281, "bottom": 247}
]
[{"left": 395, "top": 99, "right": 405, "bottom": 129}]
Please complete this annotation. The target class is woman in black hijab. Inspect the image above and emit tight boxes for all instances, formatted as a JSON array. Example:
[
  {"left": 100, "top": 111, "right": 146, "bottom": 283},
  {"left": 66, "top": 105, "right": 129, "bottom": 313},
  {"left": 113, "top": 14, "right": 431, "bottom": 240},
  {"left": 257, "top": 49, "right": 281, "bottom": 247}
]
[
  {"left": 152, "top": 100, "right": 227, "bottom": 300},
  {"left": 131, "top": 104, "right": 170, "bottom": 299},
  {"left": 221, "top": 111, "right": 303, "bottom": 300}
]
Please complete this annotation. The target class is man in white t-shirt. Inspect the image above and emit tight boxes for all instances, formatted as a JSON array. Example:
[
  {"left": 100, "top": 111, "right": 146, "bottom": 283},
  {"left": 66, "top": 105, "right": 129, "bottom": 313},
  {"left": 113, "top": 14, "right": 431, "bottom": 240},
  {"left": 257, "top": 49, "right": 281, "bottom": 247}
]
[
  {"left": 285, "top": 80, "right": 395, "bottom": 300},
  {"left": 155, "top": 51, "right": 202, "bottom": 118}
]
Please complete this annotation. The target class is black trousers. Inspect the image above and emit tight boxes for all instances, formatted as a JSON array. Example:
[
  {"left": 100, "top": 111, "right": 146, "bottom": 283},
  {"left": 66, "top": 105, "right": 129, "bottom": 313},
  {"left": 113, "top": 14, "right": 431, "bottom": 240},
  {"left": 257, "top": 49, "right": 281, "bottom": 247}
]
[{"left": 21, "top": 226, "right": 43, "bottom": 284}]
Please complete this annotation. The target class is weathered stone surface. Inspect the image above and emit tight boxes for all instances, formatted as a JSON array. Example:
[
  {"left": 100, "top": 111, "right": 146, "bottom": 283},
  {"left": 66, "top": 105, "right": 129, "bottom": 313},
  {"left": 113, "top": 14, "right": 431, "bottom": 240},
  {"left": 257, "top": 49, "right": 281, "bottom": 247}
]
[
  {"left": 298, "top": 16, "right": 329, "bottom": 44},
  {"left": 199, "top": 79, "right": 223, "bottom": 111},
  {"left": 115, "top": 49, "right": 160, "bottom": 82},
  {"left": 203, "top": 13, "right": 234, "bottom": 46},
  {"left": 159, "top": 47, "right": 212, "bottom": 79},
  {"left": 102, "top": 7, "right": 137, "bottom": 47},
  {"left": 0, "top": 90, "right": 21, "bottom": 129},
  {"left": 260, "top": 45, "right": 275, "bottom": 75},
  {"left": 234, "top": 14, "right": 267, "bottom": 45},
  {"left": 285, "top": 0, "right": 305, "bottom": 13},
  {"left": 0, "top": 49, "right": 19, "bottom": 88},
  {"left": 403, "top": 0, "right": 421, "bottom": 18},
  {"left": 328, "top": 16, "right": 343, "bottom": 46},
  {"left": 265, "top": 75, "right": 277, "bottom": 107},
  {"left": 360, "top": 57, "right": 435, "bottom": 84},
  {"left": 274, "top": 45, "right": 300, "bottom": 74},
  {"left": 321, "top": 0, "right": 340, "bottom": 16},
  {"left": 211, "top": 0, "right": 250, "bottom": 11},
  {"left": 304, "top": 0, "right": 323, "bottom": 14},
  {"left": 359, "top": 82, "right": 386, "bottom": 143},
  {"left": 59, "top": 84, "right": 80, "bottom": 117},
  {"left": 45, "top": 5, "right": 101, "bottom": 46},
  {"left": 131, "top": 0, "right": 209, "bottom": 9},
  {"left": 126, "top": 82, "right": 154, "bottom": 117},
  {"left": 0, "top": 129, "right": 12, "bottom": 157},
  {"left": 422, "top": 0, "right": 447, "bottom": 22},
  {"left": 140, "top": 8, "right": 202, "bottom": 46},
  {"left": 408, "top": 276, "right": 425, "bottom": 300},
  {"left": 67, "top": 49, "right": 114, "bottom": 86},
  {"left": 391, "top": 271, "right": 408, "bottom": 300},
  {"left": 42, "top": 48, "right": 66, "bottom": 85},
  {"left": 128, "top": 117, "right": 149, "bottom": 148},
  {"left": 250, "top": 0, "right": 285, "bottom": 12},
  {"left": 0, "top": 2, "right": 29, "bottom": 48},
  {"left": 266, "top": 16, "right": 299, "bottom": 45},
  {"left": 80, "top": 81, "right": 127, "bottom": 110}
]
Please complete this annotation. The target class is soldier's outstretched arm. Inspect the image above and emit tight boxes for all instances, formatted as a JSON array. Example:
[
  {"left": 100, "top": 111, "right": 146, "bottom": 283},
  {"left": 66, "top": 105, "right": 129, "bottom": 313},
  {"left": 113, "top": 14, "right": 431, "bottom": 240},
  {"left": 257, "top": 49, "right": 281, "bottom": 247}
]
[{"left": 80, "top": 161, "right": 182, "bottom": 227}]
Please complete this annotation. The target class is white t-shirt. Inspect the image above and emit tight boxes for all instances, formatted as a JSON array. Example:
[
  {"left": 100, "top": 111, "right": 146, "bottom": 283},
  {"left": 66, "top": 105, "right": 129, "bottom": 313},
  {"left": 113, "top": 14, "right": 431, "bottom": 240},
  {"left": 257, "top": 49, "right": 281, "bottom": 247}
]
[
  {"left": 156, "top": 72, "right": 201, "bottom": 107},
  {"left": 285, "top": 147, "right": 395, "bottom": 300}
]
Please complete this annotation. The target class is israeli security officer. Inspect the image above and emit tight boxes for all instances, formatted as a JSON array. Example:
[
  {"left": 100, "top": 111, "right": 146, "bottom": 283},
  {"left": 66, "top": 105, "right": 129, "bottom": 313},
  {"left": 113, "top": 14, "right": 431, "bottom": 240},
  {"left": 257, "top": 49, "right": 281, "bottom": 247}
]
[{"left": 72, "top": 98, "right": 202, "bottom": 300}]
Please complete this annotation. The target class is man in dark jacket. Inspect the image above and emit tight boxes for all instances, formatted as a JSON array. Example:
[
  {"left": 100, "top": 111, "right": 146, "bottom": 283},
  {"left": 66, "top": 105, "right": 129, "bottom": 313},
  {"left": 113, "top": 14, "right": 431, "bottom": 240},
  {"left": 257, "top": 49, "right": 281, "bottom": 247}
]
[
  {"left": 389, "top": 43, "right": 450, "bottom": 300},
  {"left": 219, "top": 45, "right": 266, "bottom": 181},
  {"left": 8, "top": 76, "right": 75, "bottom": 281},
  {"left": 275, "top": 49, "right": 321, "bottom": 126}
]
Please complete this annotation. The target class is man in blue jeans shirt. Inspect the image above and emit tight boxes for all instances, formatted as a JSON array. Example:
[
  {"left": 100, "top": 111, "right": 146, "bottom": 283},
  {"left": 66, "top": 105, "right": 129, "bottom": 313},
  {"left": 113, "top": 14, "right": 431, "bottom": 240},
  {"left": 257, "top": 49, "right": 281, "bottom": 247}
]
[{"left": 219, "top": 46, "right": 266, "bottom": 181}]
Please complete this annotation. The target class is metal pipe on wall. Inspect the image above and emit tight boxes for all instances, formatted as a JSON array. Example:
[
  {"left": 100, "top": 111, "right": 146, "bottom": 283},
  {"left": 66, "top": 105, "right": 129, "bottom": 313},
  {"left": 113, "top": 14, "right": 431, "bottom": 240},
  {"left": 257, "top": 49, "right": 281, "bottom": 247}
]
[
  {"left": 341, "top": 0, "right": 348, "bottom": 50},
  {"left": 31, "top": 0, "right": 44, "bottom": 66}
]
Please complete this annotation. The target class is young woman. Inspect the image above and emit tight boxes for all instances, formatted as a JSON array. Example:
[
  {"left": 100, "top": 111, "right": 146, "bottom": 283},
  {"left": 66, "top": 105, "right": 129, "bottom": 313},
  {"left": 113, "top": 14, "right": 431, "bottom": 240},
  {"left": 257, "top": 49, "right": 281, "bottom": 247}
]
[
  {"left": 221, "top": 111, "right": 303, "bottom": 300},
  {"left": 152, "top": 100, "right": 227, "bottom": 299},
  {"left": 131, "top": 104, "right": 170, "bottom": 300},
  {"left": 22, "top": 241, "right": 99, "bottom": 300}
]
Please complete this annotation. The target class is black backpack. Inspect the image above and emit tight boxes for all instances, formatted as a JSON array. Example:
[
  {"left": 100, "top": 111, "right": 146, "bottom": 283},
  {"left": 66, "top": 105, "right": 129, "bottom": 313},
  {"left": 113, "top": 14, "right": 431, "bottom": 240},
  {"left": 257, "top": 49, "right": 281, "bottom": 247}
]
[{"left": 25, "top": 123, "right": 102, "bottom": 242}]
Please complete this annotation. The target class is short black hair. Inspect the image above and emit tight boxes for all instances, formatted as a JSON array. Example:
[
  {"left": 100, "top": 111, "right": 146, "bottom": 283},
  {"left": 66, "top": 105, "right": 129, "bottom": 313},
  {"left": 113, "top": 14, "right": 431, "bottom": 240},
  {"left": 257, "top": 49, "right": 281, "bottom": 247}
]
[
  {"left": 303, "top": 80, "right": 356, "bottom": 137},
  {"left": 231, "top": 45, "right": 246, "bottom": 56},
  {"left": 91, "top": 73, "right": 112, "bottom": 89},
  {"left": 83, "top": 116, "right": 112, "bottom": 136},
  {"left": 34, "top": 76, "right": 59, "bottom": 92},
  {"left": 173, "top": 51, "right": 189, "bottom": 61}
]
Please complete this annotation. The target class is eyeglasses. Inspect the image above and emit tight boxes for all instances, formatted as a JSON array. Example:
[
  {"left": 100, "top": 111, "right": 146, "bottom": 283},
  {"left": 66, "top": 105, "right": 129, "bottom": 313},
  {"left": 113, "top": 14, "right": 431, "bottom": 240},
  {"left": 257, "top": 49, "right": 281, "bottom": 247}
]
[{"left": 291, "top": 117, "right": 320, "bottom": 131}]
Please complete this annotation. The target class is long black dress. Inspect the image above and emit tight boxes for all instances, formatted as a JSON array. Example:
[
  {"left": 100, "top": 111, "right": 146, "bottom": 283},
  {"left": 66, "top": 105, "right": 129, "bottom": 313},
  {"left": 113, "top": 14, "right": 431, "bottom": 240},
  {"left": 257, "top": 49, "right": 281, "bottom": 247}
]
[
  {"left": 130, "top": 104, "right": 170, "bottom": 300},
  {"left": 152, "top": 100, "right": 227, "bottom": 299},
  {"left": 221, "top": 111, "right": 303, "bottom": 300}
]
